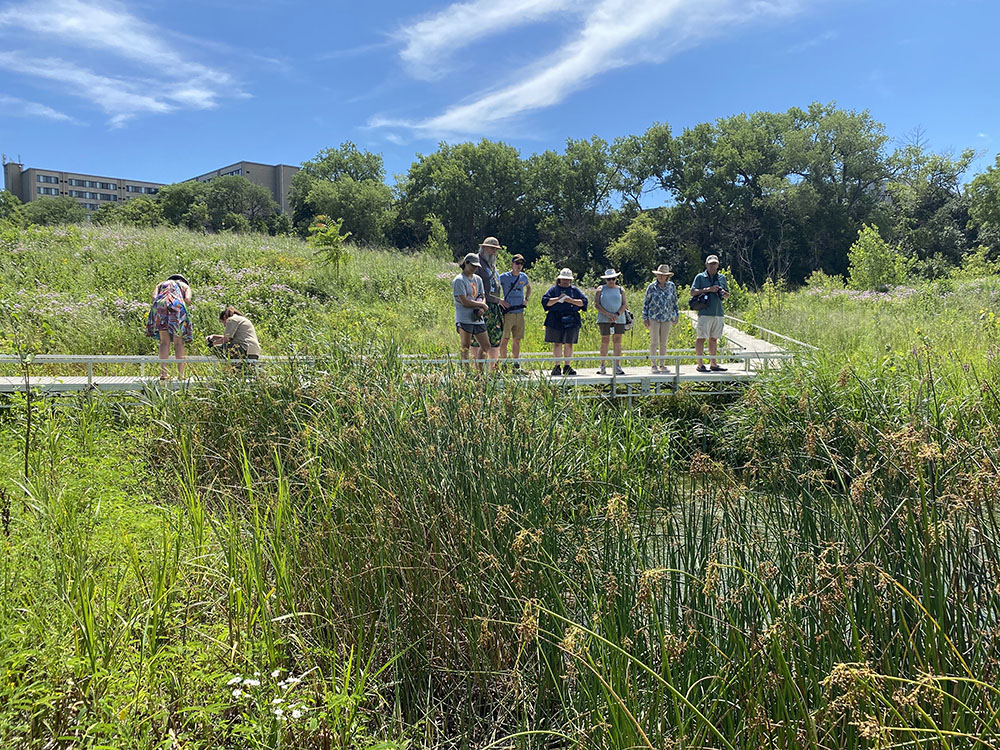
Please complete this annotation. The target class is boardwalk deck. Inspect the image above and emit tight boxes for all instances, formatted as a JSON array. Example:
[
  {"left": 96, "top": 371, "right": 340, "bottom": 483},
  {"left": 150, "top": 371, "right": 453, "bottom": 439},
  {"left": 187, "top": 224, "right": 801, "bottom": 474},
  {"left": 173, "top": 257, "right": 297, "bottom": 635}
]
[{"left": 0, "top": 318, "right": 805, "bottom": 397}]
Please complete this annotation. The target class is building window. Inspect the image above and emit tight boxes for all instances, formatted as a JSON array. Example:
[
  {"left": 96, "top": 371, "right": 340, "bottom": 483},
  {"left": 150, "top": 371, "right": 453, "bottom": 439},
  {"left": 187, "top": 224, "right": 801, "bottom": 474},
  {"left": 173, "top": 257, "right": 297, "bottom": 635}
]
[
  {"left": 100, "top": 182, "right": 116, "bottom": 190},
  {"left": 99, "top": 193, "right": 117, "bottom": 201},
  {"left": 37, "top": 186, "right": 60, "bottom": 195},
  {"left": 36, "top": 174, "right": 59, "bottom": 184}
]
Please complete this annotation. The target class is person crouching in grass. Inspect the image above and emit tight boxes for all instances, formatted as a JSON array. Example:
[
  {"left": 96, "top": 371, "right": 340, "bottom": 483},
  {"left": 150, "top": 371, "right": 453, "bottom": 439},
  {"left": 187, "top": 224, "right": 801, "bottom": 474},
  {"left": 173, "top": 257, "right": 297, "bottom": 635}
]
[
  {"left": 453, "top": 253, "right": 491, "bottom": 370},
  {"left": 207, "top": 306, "right": 261, "bottom": 362},
  {"left": 498, "top": 253, "right": 531, "bottom": 373}
]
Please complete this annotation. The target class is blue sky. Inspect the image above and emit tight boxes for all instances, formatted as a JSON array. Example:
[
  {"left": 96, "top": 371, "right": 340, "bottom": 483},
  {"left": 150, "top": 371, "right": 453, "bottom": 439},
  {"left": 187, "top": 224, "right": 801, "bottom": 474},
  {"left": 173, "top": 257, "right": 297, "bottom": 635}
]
[{"left": 1, "top": 0, "right": 998, "bottom": 197}]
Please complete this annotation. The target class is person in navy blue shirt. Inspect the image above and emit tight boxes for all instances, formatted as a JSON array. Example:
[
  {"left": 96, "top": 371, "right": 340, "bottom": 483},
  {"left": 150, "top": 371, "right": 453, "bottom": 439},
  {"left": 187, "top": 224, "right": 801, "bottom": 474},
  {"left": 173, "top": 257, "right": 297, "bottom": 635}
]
[{"left": 541, "top": 267, "right": 588, "bottom": 376}]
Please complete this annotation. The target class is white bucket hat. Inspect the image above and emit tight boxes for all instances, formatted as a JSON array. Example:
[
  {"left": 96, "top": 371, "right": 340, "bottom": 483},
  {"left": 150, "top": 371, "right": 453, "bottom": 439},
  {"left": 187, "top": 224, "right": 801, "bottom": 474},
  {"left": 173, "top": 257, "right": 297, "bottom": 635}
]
[
  {"left": 601, "top": 268, "right": 621, "bottom": 279},
  {"left": 556, "top": 267, "right": 575, "bottom": 281}
]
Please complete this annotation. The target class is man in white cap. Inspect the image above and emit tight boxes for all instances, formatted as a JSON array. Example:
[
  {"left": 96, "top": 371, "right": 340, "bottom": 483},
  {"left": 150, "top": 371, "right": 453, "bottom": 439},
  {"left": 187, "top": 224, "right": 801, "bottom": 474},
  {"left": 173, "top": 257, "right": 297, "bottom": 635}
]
[
  {"left": 453, "top": 252, "right": 491, "bottom": 368},
  {"left": 690, "top": 254, "right": 730, "bottom": 372}
]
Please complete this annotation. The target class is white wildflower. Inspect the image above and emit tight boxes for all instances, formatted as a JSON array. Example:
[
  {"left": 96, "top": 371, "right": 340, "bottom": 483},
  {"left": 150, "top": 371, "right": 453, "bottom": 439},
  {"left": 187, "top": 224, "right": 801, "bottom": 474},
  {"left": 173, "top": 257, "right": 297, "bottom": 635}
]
[
  {"left": 271, "top": 698, "right": 284, "bottom": 705},
  {"left": 291, "top": 708, "right": 302, "bottom": 719},
  {"left": 227, "top": 676, "right": 242, "bottom": 686},
  {"left": 271, "top": 669, "right": 281, "bottom": 678},
  {"left": 285, "top": 676, "right": 301, "bottom": 685},
  {"left": 242, "top": 678, "right": 260, "bottom": 687},
  {"left": 232, "top": 688, "right": 243, "bottom": 699}
]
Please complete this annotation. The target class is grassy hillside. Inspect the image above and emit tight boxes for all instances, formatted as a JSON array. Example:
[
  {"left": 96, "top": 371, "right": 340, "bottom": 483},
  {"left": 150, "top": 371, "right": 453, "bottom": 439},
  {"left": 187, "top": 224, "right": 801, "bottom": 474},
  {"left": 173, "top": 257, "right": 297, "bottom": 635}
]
[{"left": 1, "top": 225, "right": 999, "bottom": 748}]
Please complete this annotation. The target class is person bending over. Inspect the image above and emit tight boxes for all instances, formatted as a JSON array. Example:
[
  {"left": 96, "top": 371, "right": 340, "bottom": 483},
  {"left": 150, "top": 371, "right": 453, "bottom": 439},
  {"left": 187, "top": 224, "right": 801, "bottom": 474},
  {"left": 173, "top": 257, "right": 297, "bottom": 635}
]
[{"left": 207, "top": 305, "right": 261, "bottom": 361}]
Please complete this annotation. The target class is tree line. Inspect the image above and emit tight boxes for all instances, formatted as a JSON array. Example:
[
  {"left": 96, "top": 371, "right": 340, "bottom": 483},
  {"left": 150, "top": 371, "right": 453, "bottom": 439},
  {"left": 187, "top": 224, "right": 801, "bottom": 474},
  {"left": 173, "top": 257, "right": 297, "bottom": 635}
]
[{"left": 4, "top": 101, "right": 1000, "bottom": 287}]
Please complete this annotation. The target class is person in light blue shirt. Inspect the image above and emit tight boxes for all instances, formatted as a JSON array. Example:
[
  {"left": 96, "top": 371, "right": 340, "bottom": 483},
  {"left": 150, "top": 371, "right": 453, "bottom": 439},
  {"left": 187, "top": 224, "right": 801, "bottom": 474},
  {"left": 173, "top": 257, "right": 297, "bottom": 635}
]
[
  {"left": 498, "top": 254, "right": 532, "bottom": 372},
  {"left": 594, "top": 269, "right": 629, "bottom": 375},
  {"left": 642, "top": 264, "right": 679, "bottom": 373},
  {"left": 689, "top": 254, "right": 730, "bottom": 372}
]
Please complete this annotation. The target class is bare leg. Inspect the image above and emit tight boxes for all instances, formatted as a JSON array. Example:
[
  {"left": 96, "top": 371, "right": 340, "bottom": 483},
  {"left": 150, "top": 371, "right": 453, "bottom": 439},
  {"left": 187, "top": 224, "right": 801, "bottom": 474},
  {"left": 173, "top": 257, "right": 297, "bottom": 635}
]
[
  {"left": 158, "top": 330, "right": 170, "bottom": 378},
  {"left": 695, "top": 338, "right": 706, "bottom": 367},
  {"left": 599, "top": 335, "right": 609, "bottom": 370},
  {"left": 551, "top": 344, "right": 562, "bottom": 372},
  {"left": 612, "top": 334, "right": 623, "bottom": 371},
  {"left": 474, "top": 332, "right": 492, "bottom": 372},
  {"left": 459, "top": 328, "right": 473, "bottom": 365},
  {"left": 649, "top": 321, "right": 659, "bottom": 369},
  {"left": 174, "top": 335, "right": 186, "bottom": 378},
  {"left": 708, "top": 338, "right": 718, "bottom": 367},
  {"left": 563, "top": 343, "right": 574, "bottom": 367},
  {"left": 499, "top": 335, "right": 510, "bottom": 363},
  {"left": 489, "top": 346, "right": 500, "bottom": 371}
]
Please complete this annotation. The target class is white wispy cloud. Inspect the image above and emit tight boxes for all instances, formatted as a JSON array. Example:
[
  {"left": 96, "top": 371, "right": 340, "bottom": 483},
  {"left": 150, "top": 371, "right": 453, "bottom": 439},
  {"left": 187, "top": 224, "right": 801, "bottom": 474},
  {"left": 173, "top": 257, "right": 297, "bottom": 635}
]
[
  {"left": 788, "top": 28, "right": 838, "bottom": 53},
  {"left": 0, "top": 93, "right": 75, "bottom": 122},
  {"left": 399, "top": 0, "right": 581, "bottom": 79},
  {"left": 375, "top": 0, "right": 806, "bottom": 138},
  {"left": 0, "top": 0, "right": 240, "bottom": 125}
]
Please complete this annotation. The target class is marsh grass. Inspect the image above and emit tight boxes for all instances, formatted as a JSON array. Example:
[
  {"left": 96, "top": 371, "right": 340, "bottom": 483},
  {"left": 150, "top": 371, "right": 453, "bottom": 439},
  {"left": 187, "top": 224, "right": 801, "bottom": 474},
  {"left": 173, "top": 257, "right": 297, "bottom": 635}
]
[{"left": 2, "top": 226, "right": 999, "bottom": 747}]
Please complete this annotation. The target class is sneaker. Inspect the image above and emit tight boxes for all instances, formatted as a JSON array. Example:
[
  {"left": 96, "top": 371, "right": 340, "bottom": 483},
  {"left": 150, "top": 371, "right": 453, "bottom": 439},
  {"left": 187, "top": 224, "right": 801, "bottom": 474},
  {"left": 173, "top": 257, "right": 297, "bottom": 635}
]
[
  {"left": 551, "top": 365, "right": 563, "bottom": 376},
  {"left": 511, "top": 362, "right": 521, "bottom": 370},
  {"left": 614, "top": 365, "right": 626, "bottom": 376},
  {"left": 695, "top": 364, "right": 709, "bottom": 373},
  {"left": 710, "top": 364, "right": 727, "bottom": 372},
  {"left": 597, "top": 366, "right": 607, "bottom": 375},
  {"left": 651, "top": 366, "right": 659, "bottom": 374},
  {"left": 564, "top": 366, "right": 577, "bottom": 376}
]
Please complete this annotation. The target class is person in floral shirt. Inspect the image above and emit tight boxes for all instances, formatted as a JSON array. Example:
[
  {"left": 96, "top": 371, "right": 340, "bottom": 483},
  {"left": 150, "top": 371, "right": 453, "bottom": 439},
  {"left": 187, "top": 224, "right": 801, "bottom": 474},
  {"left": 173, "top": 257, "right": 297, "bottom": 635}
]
[{"left": 642, "top": 264, "right": 679, "bottom": 373}]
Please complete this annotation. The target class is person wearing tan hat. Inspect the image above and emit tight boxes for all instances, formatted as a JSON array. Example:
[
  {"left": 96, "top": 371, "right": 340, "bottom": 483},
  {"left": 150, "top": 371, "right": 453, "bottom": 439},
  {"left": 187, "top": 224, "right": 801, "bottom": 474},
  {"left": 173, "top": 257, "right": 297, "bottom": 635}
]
[
  {"left": 690, "top": 254, "right": 730, "bottom": 372},
  {"left": 498, "top": 253, "right": 532, "bottom": 372},
  {"left": 643, "top": 264, "right": 679, "bottom": 373},
  {"left": 474, "top": 236, "right": 504, "bottom": 368},
  {"left": 541, "top": 267, "right": 587, "bottom": 376},
  {"left": 594, "top": 269, "right": 628, "bottom": 375},
  {"left": 452, "top": 252, "right": 491, "bottom": 369}
]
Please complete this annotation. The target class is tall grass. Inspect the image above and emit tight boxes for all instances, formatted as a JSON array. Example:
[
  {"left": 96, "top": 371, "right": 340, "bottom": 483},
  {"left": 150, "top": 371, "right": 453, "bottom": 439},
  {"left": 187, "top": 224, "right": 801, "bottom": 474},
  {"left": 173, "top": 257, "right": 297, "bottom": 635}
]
[{"left": 2, "top": 226, "right": 999, "bottom": 747}]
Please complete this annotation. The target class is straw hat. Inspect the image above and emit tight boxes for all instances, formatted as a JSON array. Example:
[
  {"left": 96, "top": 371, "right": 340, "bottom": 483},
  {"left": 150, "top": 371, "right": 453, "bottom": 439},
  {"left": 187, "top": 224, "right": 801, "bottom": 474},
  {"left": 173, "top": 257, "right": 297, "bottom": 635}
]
[
  {"left": 556, "top": 267, "right": 575, "bottom": 281},
  {"left": 652, "top": 264, "right": 674, "bottom": 278},
  {"left": 600, "top": 268, "right": 621, "bottom": 279},
  {"left": 460, "top": 252, "right": 481, "bottom": 267},
  {"left": 167, "top": 274, "right": 190, "bottom": 285},
  {"left": 479, "top": 236, "right": 502, "bottom": 250}
]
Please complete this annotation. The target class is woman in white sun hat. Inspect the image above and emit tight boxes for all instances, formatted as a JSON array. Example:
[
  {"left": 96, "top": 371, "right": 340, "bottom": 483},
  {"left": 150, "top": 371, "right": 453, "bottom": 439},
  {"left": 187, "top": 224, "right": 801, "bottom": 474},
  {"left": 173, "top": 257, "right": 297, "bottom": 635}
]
[
  {"left": 541, "top": 267, "right": 588, "bottom": 376},
  {"left": 643, "top": 263, "right": 679, "bottom": 373},
  {"left": 594, "top": 268, "right": 628, "bottom": 376}
]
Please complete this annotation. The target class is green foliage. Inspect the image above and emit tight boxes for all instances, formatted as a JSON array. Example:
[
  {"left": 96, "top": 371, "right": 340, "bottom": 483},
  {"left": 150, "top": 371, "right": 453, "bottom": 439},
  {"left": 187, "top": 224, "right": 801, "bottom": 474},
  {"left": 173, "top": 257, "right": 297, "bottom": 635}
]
[
  {"left": 308, "top": 215, "right": 352, "bottom": 272},
  {"left": 804, "top": 268, "right": 844, "bottom": 290},
  {"left": 968, "top": 153, "right": 1000, "bottom": 233},
  {"left": 951, "top": 244, "right": 1000, "bottom": 280},
  {"left": 847, "top": 224, "right": 913, "bottom": 290},
  {"left": 423, "top": 213, "right": 452, "bottom": 260},
  {"left": 158, "top": 181, "right": 208, "bottom": 225},
  {"left": 0, "top": 190, "right": 25, "bottom": 226},
  {"left": 606, "top": 212, "right": 658, "bottom": 282},
  {"left": 23, "top": 196, "right": 87, "bottom": 225},
  {"left": 204, "top": 176, "right": 278, "bottom": 232},
  {"left": 305, "top": 176, "right": 392, "bottom": 245},
  {"left": 91, "top": 196, "right": 163, "bottom": 227}
]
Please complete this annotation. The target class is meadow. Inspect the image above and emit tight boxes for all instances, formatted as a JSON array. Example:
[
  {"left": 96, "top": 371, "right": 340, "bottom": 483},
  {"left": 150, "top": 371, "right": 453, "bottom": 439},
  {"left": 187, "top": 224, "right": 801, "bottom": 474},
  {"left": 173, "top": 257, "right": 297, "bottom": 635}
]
[{"left": 1, "top": 224, "right": 999, "bottom": 748}]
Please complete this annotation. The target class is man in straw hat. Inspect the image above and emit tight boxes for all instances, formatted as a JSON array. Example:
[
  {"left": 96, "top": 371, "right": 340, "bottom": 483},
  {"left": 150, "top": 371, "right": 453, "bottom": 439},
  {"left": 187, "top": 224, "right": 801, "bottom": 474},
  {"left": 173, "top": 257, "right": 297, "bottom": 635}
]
[
  {"left": 643, "top": 263, "right": 679, "bottom": 373},
  {"left": 594, "top": 268, "right": 629, "bottom": 376},
  {"left": 473, "top": 236, "right": 505, "bottom": 369},
  {"left": 541, "top": 267, "right": 588, "bottom": 376},
  {"left": 690, "top": 254, "right": 730, "bottom": 372},
  {"left": 452, "top": 252, "right": 491, "bottom": 369}
]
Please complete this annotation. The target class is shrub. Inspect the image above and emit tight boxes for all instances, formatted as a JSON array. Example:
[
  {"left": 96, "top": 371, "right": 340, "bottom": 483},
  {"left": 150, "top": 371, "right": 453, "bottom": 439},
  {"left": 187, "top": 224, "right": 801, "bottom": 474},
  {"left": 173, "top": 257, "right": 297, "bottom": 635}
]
[
  {"left": 424, "top": 213, "right": 452, "bottom": 260},
  {"left": 308, "top": 215, "right": 352, "bottom": 275},
  {"left": 847, "top": 224, "right": 913, "bottom": 290}
]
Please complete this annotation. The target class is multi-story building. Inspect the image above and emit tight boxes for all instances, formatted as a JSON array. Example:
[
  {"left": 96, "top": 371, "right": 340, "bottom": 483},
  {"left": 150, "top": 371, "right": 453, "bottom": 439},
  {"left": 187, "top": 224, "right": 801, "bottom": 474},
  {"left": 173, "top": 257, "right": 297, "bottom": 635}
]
[
  {"left": 3, "top": 161, "right": 163, "bottom": 213},
  {"left": 188, "top": 161, "right": 299, "bottom": 215},
  {"left": 3, "top": 159, "right": 300, "bottom": 215}
]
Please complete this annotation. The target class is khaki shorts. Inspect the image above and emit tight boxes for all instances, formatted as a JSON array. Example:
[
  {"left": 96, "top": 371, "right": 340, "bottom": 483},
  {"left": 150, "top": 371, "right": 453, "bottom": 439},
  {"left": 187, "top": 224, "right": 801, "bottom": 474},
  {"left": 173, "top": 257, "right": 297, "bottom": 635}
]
[
  {"left": 695, "top": 314, "right": 725, "bottom": 340},
  {"left": 502, "top": 311, "right": 525, "bottom": 339}
]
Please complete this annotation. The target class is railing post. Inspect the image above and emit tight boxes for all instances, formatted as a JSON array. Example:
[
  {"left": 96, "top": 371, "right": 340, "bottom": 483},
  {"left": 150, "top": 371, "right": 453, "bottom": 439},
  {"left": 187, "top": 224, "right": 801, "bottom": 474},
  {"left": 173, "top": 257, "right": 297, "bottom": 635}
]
[{"left": 87, "top": 361, "right": 93, "bottom": 389}]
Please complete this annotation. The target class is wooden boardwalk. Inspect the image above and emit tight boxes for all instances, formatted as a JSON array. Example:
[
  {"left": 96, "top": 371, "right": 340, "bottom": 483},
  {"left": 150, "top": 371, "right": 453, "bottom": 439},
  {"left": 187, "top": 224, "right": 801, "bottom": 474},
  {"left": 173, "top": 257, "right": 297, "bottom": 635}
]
[{"left": 0, "top": 318, "right": 807, "bottom": 397}]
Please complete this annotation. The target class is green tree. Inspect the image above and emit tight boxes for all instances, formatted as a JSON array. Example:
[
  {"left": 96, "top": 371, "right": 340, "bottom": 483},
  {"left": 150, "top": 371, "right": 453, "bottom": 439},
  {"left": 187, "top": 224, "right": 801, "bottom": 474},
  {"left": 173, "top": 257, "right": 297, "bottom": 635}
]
[
  {"left": 397, "top": 139, "right": 532, "bottom": 256},
  {"left": 606, "top": 213, "right": 658, "bottom": 283},
  {"left": 847, "top": 224, "right": 913, "bottom": 290},
  {"left": 203, "top": 176, "right": 278, "bottom": 232},
  {"left": 0, "top": 190, "right": 25, "bottom": 226},
  {"left": 23, "top": 196, "right": 87, "bottom": 225},
  {"left": 290, "top": 142, "right": 389, "bottom": 232},
  {"left": 308, "top": 215, "right": 352, "bottom": 275},
  {"left": 305, "top": 176, "right": 392, "bottom": 245},
  {"left": 968, "top": 153, "right": 1000, "bottom": 233},
  {"left": 158, "top": 181, "right": 208, "bottom": 225}
]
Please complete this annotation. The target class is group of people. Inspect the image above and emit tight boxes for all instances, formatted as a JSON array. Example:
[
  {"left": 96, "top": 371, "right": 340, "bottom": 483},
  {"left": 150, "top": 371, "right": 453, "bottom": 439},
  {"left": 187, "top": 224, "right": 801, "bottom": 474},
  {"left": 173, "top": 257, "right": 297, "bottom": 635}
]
[
  {"left": 145, "top": 274, "right": 261, "bottom": 380},
  {"left": 453, "top": 237, "right": 731, "bottom": 375}
]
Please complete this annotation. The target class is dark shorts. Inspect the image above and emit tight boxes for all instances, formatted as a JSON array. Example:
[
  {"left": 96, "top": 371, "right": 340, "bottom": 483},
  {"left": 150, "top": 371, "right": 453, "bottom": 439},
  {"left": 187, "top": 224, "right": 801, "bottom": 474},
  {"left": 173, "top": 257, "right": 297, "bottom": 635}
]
[
  {"left": 545, "top": 325, "right": 580, "bottom": 345},
  {"left": 598, "top": 322, "right": 627, "bottom": 336},
  {"left": 457, "top": 322, "right": 488, "bottom": 334}
]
